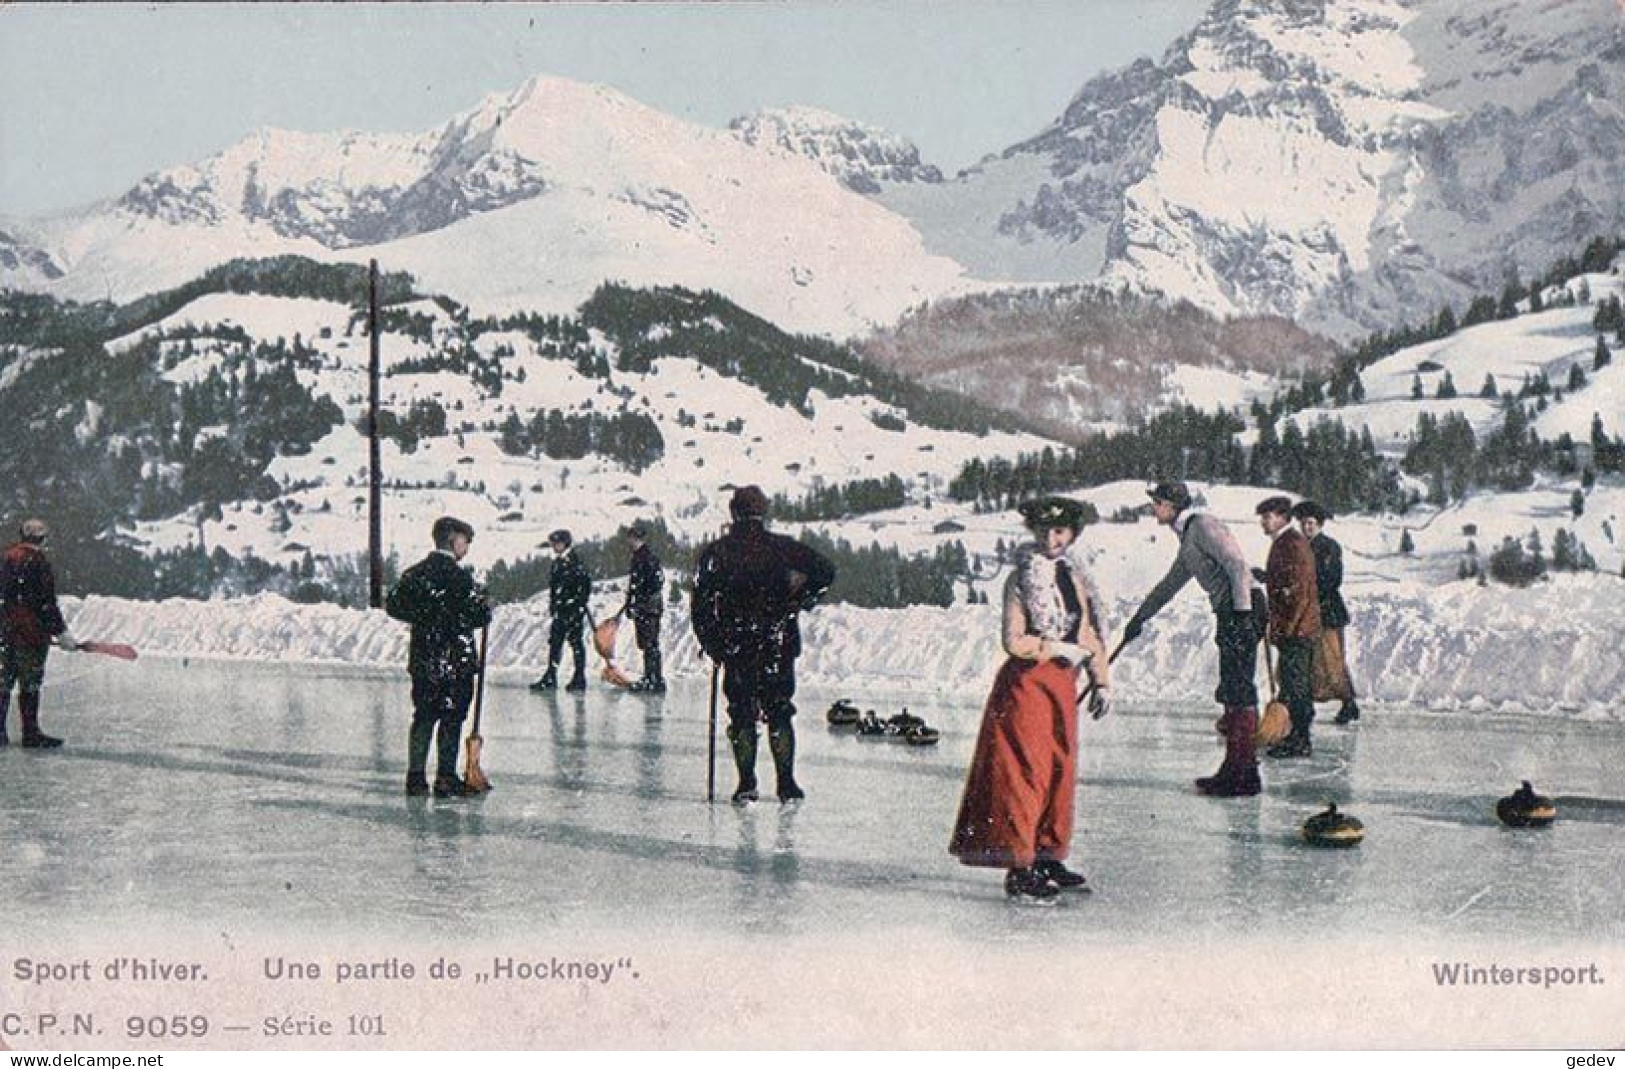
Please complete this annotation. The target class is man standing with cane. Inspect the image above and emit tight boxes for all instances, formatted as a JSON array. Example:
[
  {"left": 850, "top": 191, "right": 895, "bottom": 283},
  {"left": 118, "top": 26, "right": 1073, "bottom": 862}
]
[
  {"left": 386, "top": 516, "right": 492, "bottom": 798},
  {"left": 1120, "top": 482, "right": 1264, "bottom": 797},
  {"left": 691, "top": 486, "right": 835, "bottom": 804}
]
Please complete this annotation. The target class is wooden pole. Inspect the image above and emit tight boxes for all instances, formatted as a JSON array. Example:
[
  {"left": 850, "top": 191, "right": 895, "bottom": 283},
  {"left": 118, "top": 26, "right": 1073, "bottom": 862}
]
[{"left": 368, "top": 259, "right": 383, "bottom": 609}]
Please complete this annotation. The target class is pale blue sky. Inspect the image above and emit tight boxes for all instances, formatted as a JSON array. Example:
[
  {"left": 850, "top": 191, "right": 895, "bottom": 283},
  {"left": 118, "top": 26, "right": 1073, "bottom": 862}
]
[{"left": 0, "top": 1, "right": 1209, "bottom": 218}]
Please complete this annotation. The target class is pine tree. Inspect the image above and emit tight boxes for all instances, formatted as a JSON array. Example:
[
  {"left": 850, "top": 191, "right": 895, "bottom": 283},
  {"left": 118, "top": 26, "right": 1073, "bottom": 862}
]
[
  {"left": 1569, "top": 363, "right": 1588, "bottom": 391},
  {"left": 1596, "top": 335, "right": 1612, "bottom": 371},
  {"left": 1411, "top": 373, "right": 1424, "bottom": 400},
  {"left": 1399, "top": 529, "right": 1415, "bottom": 555},
  {"left": 1480, "top": 373, "right": 1497, "bottom": 399},
  {"left": 1436, "top": 371, "right": 1457, "bottom": 399},
  {"left": 1571, "top": 488, "right": 1585, "bottom": 518}
]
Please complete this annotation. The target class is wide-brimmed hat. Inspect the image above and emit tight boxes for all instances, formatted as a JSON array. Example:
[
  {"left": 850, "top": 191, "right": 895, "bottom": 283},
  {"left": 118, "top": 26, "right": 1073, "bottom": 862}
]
[
  {"left": 1018, "top": 496, "right": 1089, "bottom": 533},
  {"left": 1292, "top": 500, "right": 1331, "bottom": 523},
  {"left": 1146, "top": 480, "right": 1193, "bottom": 511}
]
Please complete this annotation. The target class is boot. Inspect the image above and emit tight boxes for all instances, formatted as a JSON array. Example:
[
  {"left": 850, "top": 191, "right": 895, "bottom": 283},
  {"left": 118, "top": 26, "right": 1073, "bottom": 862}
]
[
  {"left": 564, "top": 670, "right": 587, "bottom": 693},
  {"left": 639, "top": 649, "right": 665, "bottom": 693},
  {"left": 1197, "top": 706, "right": 1260, "bottom": 796},
  {"left": 1004, "top": 866, "right": 1059, "bottom": 903},
  {"left": 1266, "top": 733, "right": 1312, "bottom": 759},
  {"left": 1034, "top": 859, "right": 1091, "bottom": 892},
  {"left": 727, "top": 724, "right": 759, "bottom": 804},
  {"left": 406, "top": 717, "right": 435, "bottom": 796},
  {"left": 432, "top": 774, "right": 471, "bottom": 798},
  {"left": 767, "top": 722, "right": 804, "bottom": 802},
  {"left": 1334, "top": 699, "right": 1361, "bottom": 725},
  {"left": 18, "top": 693, "right": 62, "bottom": 749},
  {"left": 529, "top": 667, "right": 558, "bottom": 692}
]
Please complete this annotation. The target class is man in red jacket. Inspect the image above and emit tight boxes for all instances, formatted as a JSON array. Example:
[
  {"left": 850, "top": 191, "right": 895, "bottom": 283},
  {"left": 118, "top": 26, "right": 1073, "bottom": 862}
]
[
  {"left": 1, "top": 518, "right": 77, "bottom": 748},
  {"left": 1257, "top": 496, "right": 1321, "bottom": 758}
]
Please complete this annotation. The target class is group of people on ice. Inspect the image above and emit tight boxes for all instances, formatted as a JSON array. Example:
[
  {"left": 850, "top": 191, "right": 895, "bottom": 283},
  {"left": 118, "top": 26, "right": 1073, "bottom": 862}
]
[
  {"left": 382, "top": 475, "right": 1361, "bottom": 902},
  {"left": 522, "top": 524, "right": 667, "bottom": 697},
  {"left": 385, "top": 485, "right": 833, "bottom": 801},
  {"left": 952, "top": 479, "right": 1361, "bottom": 901}
]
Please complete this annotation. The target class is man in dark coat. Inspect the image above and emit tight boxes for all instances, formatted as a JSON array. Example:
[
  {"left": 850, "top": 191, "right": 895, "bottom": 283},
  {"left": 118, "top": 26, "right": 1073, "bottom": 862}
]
[
  {"left": 1293, "top": 500, "right": 1361, "bottom": 724},
  {"left": 1121, "top": 481, "right": 1263, "bottom": 796},
  {"left": 692, "top": 485, "right": 835, "bottom": 803},
  {"left": 620, "top": 522, "right": 666, "bottom": 693},
  {"left": 530, "top": 529, "right": 591, "bottom": 693},
  {"left": 1258, "top": 496, "right": 1321, "bottom": 758},
  {"left": 385, "top": 516, "right": 492, "bottom": 797},
  {"left": 0, "top": 518, "right": 76, "bottom": 748}
]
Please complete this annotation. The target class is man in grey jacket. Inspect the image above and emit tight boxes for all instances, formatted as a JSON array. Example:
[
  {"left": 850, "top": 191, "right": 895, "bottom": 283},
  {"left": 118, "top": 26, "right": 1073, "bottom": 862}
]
[{"left": 1122, "top": 481, "right": 1263, "bottom": 797}]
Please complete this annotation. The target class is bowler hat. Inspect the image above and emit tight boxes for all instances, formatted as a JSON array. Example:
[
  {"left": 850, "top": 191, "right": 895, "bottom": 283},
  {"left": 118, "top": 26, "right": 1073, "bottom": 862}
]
[{"left": 729, "top": 485, "right": 769, "bottom": 518}]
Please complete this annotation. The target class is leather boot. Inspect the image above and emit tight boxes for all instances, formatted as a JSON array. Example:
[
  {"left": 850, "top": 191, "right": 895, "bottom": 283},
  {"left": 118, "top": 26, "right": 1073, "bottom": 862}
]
[
  {"left": 18, "top": 692, "right": 62, "bottom": 749},
  {"left": 726, "top": 724, "right": 759, "bottom": 803},
  {"left": 767, "top": 722, "right": 804, "bottom": 802},
  {"left": 1196, "top": 706, "right": 1258, "bottom": 796}
]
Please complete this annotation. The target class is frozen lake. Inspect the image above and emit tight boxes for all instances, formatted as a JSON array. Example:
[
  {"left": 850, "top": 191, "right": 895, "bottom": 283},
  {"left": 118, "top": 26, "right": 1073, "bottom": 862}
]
[{"left": 8, "top": 655, "right": 1624, "bottom": 947}]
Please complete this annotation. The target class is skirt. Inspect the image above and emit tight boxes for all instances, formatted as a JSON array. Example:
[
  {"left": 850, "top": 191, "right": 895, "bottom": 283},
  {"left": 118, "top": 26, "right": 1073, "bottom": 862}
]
[
  {"left": 1310, "top": 626, "right": 1356, "bottom": 702},
  {"left": 949, "top": 657, "right": 1079, "bottom": 868}
]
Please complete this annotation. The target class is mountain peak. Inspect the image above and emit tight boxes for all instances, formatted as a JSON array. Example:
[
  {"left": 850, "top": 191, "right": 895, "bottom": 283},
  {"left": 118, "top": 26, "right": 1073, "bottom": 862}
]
[{"left": 730, "top": 106, "right": 942, "bottom": 194}]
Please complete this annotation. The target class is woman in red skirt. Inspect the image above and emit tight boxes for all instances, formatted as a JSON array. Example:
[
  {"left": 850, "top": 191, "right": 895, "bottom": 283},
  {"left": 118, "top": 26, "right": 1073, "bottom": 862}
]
[{"left": 950, "top": 496, "right": 1111, "bottom": 902}]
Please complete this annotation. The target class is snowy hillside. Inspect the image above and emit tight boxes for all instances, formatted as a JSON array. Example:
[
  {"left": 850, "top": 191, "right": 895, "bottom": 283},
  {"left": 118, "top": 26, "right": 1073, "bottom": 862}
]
[
  {"left": 1275, "top": 268, "right": 1625, "bottom": 452},
  {"left": 874, "top": 0, "right": 1625, "bottom": 340},
  {"left": 0, "top": 77, "right": 972, "bottom": 338},
  {"left": 87, "top": 281, "right": 1051, "bottom": 572}
]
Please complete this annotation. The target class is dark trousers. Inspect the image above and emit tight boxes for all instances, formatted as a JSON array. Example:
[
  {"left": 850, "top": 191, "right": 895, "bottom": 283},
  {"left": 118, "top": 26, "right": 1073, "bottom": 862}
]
[
  {"left": 408, "top": 672, "right": 474, "bottom": 783},
  {"left": 722, "top": 647, "right": 798, "bottom": 730},
  {"left": 631, "top": 605, "right": 662, "bottom": 680},
  {"left": 1276, "top": 637, "right": 1316, "bottom": 736},
  {"left": 547, "top": 615, "right": 587, "bottom": 678},
  {"left": 1214, "top": 610, "right": 1259, "bottom": 708}
]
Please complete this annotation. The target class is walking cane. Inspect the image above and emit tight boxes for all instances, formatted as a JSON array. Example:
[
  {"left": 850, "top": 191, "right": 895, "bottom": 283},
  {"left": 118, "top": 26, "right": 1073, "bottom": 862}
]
[
  {"left": 463, "top": 623, "right": 493, "bottom": 793},
  {"left": 706, "top": 661, "right": 719, "bottom": 804}
]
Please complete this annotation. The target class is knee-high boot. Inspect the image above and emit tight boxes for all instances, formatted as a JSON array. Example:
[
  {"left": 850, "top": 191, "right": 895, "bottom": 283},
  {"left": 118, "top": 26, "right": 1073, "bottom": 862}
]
[
  {"left": 1196, "top": 706, "right": 1258, "bottom": 796},
  {"left": 18, "top": 692, "right": 62, "bottom": 749},
  {"left": 767, "top": 722, "right": 803, "bottom": 802},
  {"left": 726, "top": 724, "right": 759, "bottom": 803}
]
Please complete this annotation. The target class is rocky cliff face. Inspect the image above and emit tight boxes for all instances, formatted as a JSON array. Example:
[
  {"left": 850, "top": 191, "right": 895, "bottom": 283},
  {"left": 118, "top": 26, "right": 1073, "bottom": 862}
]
[
  {"left": 729, "top": 106, "right": 943, "bottom": 194},
  {"left": 876, "top": 0, "right": 1625, "bottom": 340}
]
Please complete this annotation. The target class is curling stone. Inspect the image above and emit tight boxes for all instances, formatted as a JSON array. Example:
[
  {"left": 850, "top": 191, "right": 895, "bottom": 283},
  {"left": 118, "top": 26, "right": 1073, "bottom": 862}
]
[
  {"left": 1302, "top": 803, "right": 1364, "bottom": 848},
  {"left": 826, "top": 699, "right": 860, "bottom": 727},
  {"left": 1496, "top": 781, "right": 1556, "bottom": 827}
]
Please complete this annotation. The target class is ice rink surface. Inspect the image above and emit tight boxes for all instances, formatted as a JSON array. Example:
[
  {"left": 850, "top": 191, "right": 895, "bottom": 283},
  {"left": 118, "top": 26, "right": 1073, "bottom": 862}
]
[{"left": 8, "top": 656, "right": 1622, "bottom": 949}]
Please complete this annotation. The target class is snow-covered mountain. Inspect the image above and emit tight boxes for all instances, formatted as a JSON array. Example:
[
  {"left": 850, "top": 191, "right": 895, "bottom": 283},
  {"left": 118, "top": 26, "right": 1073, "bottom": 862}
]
[
  {"left": 728, "top": 106, "right": 944, "bottom": 194},
  {"left": 0, "top": 77, "right": 971, "bottom": 338},
  {"left": 872, "top": 0, "right": 1625, "bottom": 340}
]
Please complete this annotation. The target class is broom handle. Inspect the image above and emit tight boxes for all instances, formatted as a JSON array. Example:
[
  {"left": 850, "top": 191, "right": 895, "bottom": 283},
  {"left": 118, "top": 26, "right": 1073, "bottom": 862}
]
[
  {"left": 472, "top": 623, "right": 489, "bottom": 735},
  {"left": 707, "top": 661, "right": 719, "bottom": 803},
  {"left": 1262, "top": 625, "right": 1278, "bottom": 701}
]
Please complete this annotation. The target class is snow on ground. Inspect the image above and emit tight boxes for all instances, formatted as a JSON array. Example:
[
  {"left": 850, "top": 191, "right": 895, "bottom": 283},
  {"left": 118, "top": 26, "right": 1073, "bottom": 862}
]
[{"left": 61, "top": 543, "right": 1625, "bottom": 720}]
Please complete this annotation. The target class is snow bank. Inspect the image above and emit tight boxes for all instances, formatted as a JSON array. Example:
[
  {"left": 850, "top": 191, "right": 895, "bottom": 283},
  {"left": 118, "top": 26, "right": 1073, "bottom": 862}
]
[{"left": 62, "top": 571, "right": 1623, "bottom": 719}]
